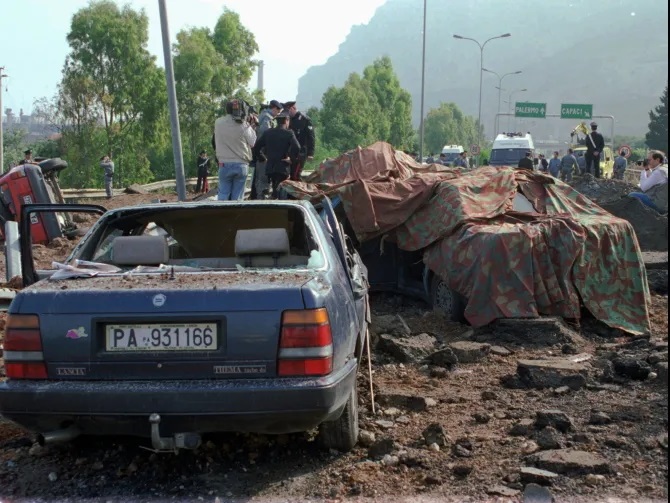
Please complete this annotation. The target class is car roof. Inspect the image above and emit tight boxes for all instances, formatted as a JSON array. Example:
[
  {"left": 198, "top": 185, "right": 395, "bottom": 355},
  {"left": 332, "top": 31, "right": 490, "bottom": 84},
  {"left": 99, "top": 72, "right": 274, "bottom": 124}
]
[{"left": 104, "top": 199, "right": 315, "bottom": 216}]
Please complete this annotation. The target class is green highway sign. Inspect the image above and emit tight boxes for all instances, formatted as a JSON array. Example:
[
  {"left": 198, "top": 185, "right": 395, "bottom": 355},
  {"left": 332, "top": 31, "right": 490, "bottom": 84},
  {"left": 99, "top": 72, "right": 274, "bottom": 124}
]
[
  {"left": 515, "top": 102, "right": 546, "bottom": 118},
  {"left": 560, "top": 103, "right": 593, "bottom": 120}
]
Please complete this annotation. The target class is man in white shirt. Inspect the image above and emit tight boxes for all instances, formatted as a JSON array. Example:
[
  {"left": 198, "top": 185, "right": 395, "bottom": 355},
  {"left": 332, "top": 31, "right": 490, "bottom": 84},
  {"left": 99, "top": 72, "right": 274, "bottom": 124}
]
[
  {"left": 213, "top": 100, "right": 257, "bottom": 201},
  {"left": 628, "top": 150, "right": 668, "bottom": 213}
]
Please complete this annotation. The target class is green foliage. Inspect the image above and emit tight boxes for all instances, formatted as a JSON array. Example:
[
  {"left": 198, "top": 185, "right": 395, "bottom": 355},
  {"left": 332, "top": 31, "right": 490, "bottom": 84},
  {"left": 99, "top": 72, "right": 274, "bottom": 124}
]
[
  {"left": 211, "top": 9, "right": 259, "bottom": 96},
  {"left": 303, "top": 107, "right": 342, "bottom": 170},
  {"left": 56, "top": 0, "right": 166, "bottom": 186},
  {"left": 423, "top": 102, "right": 479, "bottom": 155},
  {"left": 173, "top": 10, "right": 260, "bottom": 169},
  {"left": 319, "top": 57, "right": 414, "bottom": 152},
  {"left": 613, "top": 135, "right": 647, "bottom": 150},
  {"left": 646, "top": 82, "right": 668, "bottom": 153},
  {"left": 2, "top": 129, "right": 28, "bottom": 171},
  {"left": 29, "top": 138, "right": 63, "bottom": 159}
]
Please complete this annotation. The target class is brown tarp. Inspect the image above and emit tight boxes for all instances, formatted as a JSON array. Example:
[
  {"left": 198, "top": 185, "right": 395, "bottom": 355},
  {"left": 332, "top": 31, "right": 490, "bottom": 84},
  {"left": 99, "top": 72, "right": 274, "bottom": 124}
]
[{"left": 282, "top": 142, "right": 651, "bottom": 335}]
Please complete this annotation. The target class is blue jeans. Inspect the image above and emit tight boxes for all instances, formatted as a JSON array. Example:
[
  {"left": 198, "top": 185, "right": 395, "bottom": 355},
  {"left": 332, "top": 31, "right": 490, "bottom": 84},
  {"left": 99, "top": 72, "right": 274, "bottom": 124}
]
[
  {"left": 628, "top": 192, "right": 660, "bottom": 212},
  {"left": 218, "top": 162, "right": 248, "bottom": 201}
]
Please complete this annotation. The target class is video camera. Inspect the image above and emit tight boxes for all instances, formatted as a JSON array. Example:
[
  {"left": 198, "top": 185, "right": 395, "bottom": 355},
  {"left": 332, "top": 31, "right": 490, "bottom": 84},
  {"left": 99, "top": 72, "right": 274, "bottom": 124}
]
[{"left": 230, "top": 99, "right": 258, "bottom": 125}]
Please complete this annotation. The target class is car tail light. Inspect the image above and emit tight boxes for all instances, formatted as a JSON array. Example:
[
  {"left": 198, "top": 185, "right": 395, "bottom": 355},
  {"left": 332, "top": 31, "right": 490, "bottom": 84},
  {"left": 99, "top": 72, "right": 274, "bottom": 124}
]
[
  {"left": 3, "top": 314, "right": 47, "bottom": 379},
  {"left": 278, "top": 309, "right": 332, "bottom": 377}
]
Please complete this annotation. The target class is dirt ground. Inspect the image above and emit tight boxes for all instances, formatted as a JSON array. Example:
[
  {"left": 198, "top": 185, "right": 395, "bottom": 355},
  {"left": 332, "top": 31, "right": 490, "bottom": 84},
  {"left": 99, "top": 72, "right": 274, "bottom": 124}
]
[{"left": 0, "top": 192, "right": 667, "bottom": 502}]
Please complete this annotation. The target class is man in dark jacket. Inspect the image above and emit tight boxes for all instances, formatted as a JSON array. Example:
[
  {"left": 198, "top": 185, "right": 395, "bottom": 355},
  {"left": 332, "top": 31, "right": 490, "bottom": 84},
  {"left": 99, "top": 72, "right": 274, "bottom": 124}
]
[
  {"left": 253, "top": 110, "right": 300, "bottom": 199},
  {"left": 585, "top": 121, "right": 605, "bottom": 178},
  {"left": 517, "top": 151, "right": 534, "bottom": 170},
  {"left": 284, "top": 100, "right": 315, "bottom": 181},
  {"left": 195, "top": 150, "right": 211, "bottom": 193}
]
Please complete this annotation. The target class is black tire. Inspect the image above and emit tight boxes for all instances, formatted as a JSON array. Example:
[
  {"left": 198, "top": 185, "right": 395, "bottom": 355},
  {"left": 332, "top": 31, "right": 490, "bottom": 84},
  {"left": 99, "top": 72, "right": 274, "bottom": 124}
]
[
  {"left": 317, "top": 384, "right": 359, "bottom": 452},
  {"left": 39, "top": 158, "right": 68, "bottom": 175},
  {"left": 430, "top": 274, "right": 466, "bottom": 322}
]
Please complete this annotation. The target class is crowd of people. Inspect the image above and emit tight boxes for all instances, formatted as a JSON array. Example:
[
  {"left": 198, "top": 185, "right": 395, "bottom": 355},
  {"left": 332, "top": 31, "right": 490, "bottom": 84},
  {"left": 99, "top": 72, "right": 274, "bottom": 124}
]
[
  {"left": 519, "top": 140, "right": 668, "bottom": 214},
  {"left": 202, "top": 98, "right": 315, "bottom": 201}
]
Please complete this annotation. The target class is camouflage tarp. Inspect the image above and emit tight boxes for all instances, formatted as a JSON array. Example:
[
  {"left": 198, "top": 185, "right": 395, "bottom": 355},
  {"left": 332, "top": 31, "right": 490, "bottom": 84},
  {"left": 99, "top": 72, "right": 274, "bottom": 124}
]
[{"left": 282, "top": 142, "right": 651, "bottom": 335}]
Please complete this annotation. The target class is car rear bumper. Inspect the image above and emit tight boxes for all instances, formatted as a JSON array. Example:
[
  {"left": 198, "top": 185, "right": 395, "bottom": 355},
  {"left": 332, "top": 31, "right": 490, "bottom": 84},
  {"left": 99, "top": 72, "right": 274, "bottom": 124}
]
[{"left": 0, "top": 360, "right": 357, "bottom": 436}]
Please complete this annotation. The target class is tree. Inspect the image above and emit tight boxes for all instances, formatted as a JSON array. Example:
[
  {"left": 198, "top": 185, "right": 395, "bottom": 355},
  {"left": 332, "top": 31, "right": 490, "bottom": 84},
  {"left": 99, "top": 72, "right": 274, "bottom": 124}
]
[
  {"left": 59, "top": 0, "right": 165, "bottom": 185},
  {"left": 423, "top": 102, "right": 479, "bottom": 155},
  {"left": 173, "top": 11, "right": 260, "bottom": 172},
  {"left": 320, "top": 75, "right": 381, "bottom": 152},
  {"left": 362, "top": 57, "right": 414, "bottom": 150},
  {"left": 319, "top": 58, "right": 414, "bottom": 152},
  {"left": 211, "top": 9, "right": 259, "bottom": 97},
  {"left": 646, "top": 82, "right": 668, "bottom": 153}
]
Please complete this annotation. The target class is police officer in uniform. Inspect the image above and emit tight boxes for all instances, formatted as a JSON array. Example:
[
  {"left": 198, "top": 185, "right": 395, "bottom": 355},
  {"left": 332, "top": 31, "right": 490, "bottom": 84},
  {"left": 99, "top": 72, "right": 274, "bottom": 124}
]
[
  {"left": 18, "top": 149, "right": 35, "bottom": 165},
  {"left": 585, "top": 121, "right": 605, "bottom": 178},
  {"left": 283, "top": 101, "right": 315, "bottom": 181},
  {"left": 253, "top": 110, "right": 300, "bottom": 199}
]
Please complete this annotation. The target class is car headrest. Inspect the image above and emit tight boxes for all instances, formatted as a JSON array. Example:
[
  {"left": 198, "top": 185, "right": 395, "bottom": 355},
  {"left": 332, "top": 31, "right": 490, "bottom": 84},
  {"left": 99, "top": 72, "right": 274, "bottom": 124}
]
[
  {"left": 235, "top": 228, "right": 290, "bottom": 256},
  {"left": 111, "top": 235, "right": 169, "bottom": 266}
]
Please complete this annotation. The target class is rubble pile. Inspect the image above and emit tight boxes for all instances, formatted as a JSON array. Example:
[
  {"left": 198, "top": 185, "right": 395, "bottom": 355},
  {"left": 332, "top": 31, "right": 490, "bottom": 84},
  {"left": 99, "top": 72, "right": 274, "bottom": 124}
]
[
  {"left": 569, "top": 174, "right": 668, "bottom": 252},
  {"left": 568, "top": 173, "right": 640, "bottom": 205}
]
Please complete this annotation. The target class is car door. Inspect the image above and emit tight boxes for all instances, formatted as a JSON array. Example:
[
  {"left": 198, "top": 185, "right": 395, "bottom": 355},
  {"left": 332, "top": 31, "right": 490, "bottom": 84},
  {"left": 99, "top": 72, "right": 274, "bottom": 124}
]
[
  {"left": 17, "top": 203, "right": 107, "bottom": 286},
  {"left": 318, "top": 196, "right": 369, "bottom": 346}
]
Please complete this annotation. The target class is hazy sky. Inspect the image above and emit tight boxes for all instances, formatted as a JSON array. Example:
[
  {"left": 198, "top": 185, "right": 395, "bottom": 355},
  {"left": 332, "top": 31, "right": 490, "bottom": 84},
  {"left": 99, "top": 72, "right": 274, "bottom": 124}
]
[{"left": 0, "top": 0, "right": 387, "bottom": 114}]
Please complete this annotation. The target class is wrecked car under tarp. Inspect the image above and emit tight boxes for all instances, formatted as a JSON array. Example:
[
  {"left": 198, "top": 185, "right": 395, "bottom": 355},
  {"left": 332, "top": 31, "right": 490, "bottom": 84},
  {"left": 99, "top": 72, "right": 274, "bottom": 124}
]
[{"left": 281, "top": 142, "right": 651, "bottom": 335}]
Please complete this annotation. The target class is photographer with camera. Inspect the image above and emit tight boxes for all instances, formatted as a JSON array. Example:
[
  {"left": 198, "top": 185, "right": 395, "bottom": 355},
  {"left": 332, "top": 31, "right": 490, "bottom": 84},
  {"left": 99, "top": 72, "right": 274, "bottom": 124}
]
[{"left": 213, "top": 99, "right": 257, "bottom": 200}]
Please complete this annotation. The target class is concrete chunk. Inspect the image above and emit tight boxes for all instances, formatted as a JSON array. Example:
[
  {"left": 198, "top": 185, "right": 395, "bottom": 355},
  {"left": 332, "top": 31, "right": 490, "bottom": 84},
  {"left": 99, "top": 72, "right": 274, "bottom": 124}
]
[
  {"left": 448, "top": 341, "right": 491, "bottom": 363},
  {"left": 517, "top": 359, "right": 589, "bottom": 390},
  {"left": 377, "top": 333, "right": 436, "bottom": 363},
  {"left": 528, "top": 449, "right": 611, "bottom": 475}
]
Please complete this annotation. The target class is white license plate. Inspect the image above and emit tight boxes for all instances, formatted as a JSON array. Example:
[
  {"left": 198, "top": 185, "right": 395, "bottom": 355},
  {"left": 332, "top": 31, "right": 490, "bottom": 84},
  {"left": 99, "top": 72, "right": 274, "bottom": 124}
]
[{"left": 106, "top": 323, "right": 218, "bottom": 352}]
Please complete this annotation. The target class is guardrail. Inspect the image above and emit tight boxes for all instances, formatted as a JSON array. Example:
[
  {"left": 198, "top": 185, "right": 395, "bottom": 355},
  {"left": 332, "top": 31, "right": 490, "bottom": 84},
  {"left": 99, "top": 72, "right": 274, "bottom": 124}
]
[{"left": 61, "top": 176, "right": 219, "bottom": 199}]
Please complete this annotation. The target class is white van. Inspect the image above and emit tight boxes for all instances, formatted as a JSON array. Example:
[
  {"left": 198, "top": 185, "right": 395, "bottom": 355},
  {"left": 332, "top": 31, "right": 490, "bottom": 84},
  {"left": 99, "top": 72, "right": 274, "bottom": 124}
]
[
  {"left": 441, "top": 145, "right": 465, "bottom": 165},
  {"left": 489, "top": 133, "right": 535, "bottom": 167}
]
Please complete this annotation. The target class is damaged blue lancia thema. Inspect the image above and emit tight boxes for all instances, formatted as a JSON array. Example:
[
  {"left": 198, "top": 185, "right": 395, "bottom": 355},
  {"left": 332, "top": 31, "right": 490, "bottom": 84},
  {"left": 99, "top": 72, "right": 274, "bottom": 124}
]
[{"left": 0, "top": 200, "right": 369, "bottom": 452}]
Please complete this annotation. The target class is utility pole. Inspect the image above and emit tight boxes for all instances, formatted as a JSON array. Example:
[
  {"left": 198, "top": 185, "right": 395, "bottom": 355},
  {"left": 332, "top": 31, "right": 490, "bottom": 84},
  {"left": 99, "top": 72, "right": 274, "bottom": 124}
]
[
  {"left": 418, "top": 0, "right": 427, "bottom": 162},
  {"left": 0, "top": 67, "right": 7, "bottom": 174},
  {"left": 158, "top": 0, "right": 187, "bottom": 201}
]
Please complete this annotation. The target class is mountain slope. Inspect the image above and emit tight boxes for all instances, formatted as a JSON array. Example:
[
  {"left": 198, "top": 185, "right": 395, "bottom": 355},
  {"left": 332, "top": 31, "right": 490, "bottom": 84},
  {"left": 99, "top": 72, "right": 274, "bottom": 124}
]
[{"left": 297, "top": 0, "right": 668, "bottom": 138}]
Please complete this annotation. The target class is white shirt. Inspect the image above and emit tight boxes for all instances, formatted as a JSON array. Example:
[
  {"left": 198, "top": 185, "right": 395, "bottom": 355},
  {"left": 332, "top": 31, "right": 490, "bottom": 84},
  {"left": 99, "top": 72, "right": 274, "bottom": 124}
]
[{"left": 640, "top": 164, "right": 668, "bottom": 192}]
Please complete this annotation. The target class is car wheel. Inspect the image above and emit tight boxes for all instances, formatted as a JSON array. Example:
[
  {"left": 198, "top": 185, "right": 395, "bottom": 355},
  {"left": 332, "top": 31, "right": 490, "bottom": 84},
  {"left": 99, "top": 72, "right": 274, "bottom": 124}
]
[
  {"left": 317, "top": 384, "right": 359, "bottom": 452},
  {"left": 39, "top": 158, "right": 68, "bottom": 175},
  {"left": 430, "top": 275, "right": 466, "bottom": 322}
]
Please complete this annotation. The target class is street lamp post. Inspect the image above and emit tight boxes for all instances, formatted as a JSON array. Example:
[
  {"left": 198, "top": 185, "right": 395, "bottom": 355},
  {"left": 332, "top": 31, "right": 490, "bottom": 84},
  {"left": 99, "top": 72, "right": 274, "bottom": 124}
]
[
  {"left": 483, "top": 68, "right": 521, "bottom": 134},
  {"left": 418, "top": 0, "right": 427, "bottom": 162},
  {"left": 506, "top": 88, "right": 527, "bottom": 131},
  {"left": 452, "top": 33, "right": 511, "bottom": 144}
]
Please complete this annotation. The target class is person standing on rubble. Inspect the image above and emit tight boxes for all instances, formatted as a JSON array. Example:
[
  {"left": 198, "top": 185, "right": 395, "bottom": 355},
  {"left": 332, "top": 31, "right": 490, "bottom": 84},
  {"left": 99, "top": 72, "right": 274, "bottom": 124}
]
[
  {"left": 576, "top": 152, "right": 586, "bottom": 175},
  {"left": 517, "top": 151, "right": 534, "bottom": 170},
  {"left": 195, "top": 150, "right": 211, "bottom": 193},
  {"left": 585, "top": 121, "right": 605, "bottom": 178},
  {"left": 253, "top": 110, "right": 300, "bottom": 199},
  {"left": 612, "top": 151, "right": 627, "bottom": 180},
  {"left": 628, "top": 150, "right": 668, "bottom": 213},
  {"left": 213, "top": 100, "right": 257, "bottom": 201},
  {"left": 284, "top": 101, "right": 315, "bottom": 181},
  {"left": 548, "top": 151, "right": 561, "bottom": 178},
  {"left": 250, "top": 100, "right": 283, "bottom": 199},
  {"left": 559, "top": 149, "right": 579, "bottom": 182},
  {"left": 100, "top": 154, "right": 115, "bottom": 199},
  {"left": 454, "top": 151, "right": 469, "bottom": 168}
]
